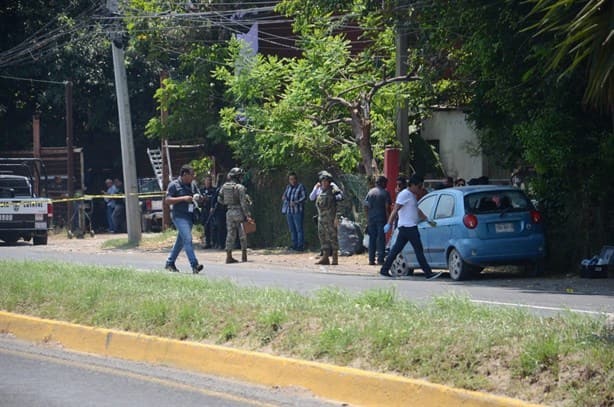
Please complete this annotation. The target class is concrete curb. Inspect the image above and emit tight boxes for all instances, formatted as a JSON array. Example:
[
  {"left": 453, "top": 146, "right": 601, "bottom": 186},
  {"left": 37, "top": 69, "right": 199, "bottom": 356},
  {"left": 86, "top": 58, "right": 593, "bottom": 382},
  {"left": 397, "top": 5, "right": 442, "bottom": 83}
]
[{"left": 0, "top": 311, "right": 541, "bottom": 407}]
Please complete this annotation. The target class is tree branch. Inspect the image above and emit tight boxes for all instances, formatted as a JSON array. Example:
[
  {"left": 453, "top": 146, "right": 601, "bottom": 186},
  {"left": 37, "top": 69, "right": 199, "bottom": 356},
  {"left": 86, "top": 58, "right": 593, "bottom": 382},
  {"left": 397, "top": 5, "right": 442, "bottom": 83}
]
[{"left": 366, "top": 74, "right": 422, "bottom": 102}]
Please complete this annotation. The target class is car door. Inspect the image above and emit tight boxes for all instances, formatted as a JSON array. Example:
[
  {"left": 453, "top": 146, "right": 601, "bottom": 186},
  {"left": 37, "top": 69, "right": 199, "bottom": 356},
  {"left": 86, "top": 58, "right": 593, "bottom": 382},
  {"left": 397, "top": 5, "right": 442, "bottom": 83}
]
[
  {"left": 422, "top": 193, "right": 455, "bottom": 267},
  {"left": 415, "top": 194, "right": 438, "bottom": 264}
]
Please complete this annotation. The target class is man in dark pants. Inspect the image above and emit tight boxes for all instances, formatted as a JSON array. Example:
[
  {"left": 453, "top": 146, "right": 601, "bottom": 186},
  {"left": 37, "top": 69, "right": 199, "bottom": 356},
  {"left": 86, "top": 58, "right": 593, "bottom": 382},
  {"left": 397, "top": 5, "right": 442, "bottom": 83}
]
[
  {"left": 164, "top": 165, "right": 204, "bottom": 274},
  {"left": 380, "top": 174, "right": 442, "bottom": 280},
  {"left": 199, "top": 175, "right": 217, "bottom": 248},
  {"left": 363, "top": 175, "right": 391, "bottom": 265}
]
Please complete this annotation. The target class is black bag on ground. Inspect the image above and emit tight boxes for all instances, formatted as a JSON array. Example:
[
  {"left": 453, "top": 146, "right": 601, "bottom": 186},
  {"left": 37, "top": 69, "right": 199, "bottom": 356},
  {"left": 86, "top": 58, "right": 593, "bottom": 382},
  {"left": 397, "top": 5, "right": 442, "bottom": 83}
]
[{"left": 337, "top": 217, "right": 364, "bottom": 256}]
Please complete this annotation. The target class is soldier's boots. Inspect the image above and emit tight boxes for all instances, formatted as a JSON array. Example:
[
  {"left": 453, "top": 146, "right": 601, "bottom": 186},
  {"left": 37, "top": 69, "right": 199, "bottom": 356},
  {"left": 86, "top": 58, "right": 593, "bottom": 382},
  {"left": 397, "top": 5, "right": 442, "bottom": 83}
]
[
  {"left": 331, "top": 250, "right": 338, "bottom": 265},
  {"left": 316, "top": 252, "right": 330, "bottom": 265},
  {"left": 226, "top": 250, "right": 239, "bottom": 264},
  {"left": 241, "top": 249, "right": 247, "bottom": 262}
]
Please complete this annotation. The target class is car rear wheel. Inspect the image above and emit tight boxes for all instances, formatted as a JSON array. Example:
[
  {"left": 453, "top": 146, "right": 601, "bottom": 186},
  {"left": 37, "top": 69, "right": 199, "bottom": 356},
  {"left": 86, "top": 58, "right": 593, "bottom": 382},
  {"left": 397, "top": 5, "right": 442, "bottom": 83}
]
[
  {"left": 389, "top": 253, "right": 414, "bottom": 277},
  {"left": 448, "top": 248, "right": 470, "bottom": 281}
]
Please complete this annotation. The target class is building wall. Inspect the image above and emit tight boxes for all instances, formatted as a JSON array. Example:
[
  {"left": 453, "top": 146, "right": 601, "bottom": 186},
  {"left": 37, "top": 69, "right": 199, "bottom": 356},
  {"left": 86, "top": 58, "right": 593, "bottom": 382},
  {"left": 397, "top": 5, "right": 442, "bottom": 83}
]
[{"left": 421, "top": 110, "right": 508, "bottom": 182}]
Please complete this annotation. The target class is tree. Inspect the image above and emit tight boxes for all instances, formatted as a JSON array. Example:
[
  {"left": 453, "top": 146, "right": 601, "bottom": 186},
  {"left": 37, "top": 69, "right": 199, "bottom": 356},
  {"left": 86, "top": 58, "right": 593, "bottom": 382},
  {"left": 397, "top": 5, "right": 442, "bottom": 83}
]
[
  {"left": 414, "top": 1, "right": 613, "bottom": 269},
  {"left": 0, "top": 0, "right": 159, "bottom": 174},
  {"left": 213, "top": 1, "right": 434, "bottom": 176},
  {"left": 527, "top": 0, "right": 613, "bottom": 115}
]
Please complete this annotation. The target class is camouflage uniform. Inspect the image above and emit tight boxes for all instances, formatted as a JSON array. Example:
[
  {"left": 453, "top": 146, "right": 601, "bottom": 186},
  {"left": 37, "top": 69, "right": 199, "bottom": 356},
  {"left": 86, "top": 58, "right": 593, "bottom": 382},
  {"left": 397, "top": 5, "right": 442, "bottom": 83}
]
[
  {"left": 316, "top": 184, "right": 339, "bottom": 265},
  {"left": 217, "top": 168, "right": 251, "bottom": 263}
]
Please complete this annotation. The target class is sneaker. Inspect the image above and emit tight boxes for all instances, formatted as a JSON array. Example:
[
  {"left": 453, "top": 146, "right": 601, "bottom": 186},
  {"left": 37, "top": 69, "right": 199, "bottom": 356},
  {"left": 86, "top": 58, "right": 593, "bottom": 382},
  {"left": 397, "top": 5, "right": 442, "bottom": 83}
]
[
  {"left": 379, "top": 269, "right": 390, "bottom": 277},
  {"left": 425, "top": 271, "right": 443, "bottom": 280},
  {"left": 192, "top": 264, "right": 204, "bottom": 274},
  {"left": 165, "top": 263, "right": 179, "bottom": 273}
]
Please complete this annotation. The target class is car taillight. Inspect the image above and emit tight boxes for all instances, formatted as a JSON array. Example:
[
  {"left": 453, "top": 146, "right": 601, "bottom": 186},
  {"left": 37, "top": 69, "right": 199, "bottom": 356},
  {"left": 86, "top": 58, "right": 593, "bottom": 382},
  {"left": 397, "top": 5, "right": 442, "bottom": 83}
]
[
  {"left": 47, "top": 203, "right": 53, "bottom": 218},
  {"left": 463, "top": 214, "right": 478, "bottom": 229},
  {"left": 146, "top": 199, "right": 152, "bottom": 211},
  {"left": 530, "top": 210, "right": 542, "bottom": 223}
]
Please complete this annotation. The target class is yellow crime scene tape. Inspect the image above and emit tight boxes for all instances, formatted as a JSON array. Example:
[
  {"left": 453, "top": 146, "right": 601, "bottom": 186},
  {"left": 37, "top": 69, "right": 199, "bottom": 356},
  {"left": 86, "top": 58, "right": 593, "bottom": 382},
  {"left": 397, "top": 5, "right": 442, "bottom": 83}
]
[{"left": 49, "top": 192, "right": 166, "bottom": 204}]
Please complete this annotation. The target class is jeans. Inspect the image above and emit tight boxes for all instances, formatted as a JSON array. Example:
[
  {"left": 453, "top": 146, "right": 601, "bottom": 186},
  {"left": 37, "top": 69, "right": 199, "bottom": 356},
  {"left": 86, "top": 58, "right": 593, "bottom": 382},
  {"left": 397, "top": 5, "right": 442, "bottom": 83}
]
[
  {"left": 105, "top": 205, "right": 115, "bottom": 232},
  {"left": 286, "top": 211, "right": 304, "bottom": 250},
  {"left": 166, "top": 215, "right": 199, "bottom": 268},
  {"left": 367, "top": 220, "right": 386, "bottom": 264},
  {"left": 381, "top": 226, "right": 432, "bottom": 276}
]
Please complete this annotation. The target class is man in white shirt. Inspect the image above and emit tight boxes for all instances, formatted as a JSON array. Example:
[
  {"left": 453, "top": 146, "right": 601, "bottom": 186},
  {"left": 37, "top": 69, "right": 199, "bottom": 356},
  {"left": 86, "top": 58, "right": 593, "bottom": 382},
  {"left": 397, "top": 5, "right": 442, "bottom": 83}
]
[{"left": 380, "top": 174, "right": 442, "bottom": 280}]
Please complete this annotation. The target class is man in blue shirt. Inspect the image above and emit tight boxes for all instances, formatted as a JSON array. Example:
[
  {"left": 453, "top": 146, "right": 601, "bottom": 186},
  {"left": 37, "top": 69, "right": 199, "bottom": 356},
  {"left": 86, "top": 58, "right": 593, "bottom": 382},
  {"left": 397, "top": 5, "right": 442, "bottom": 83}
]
[
  {"left": 363, "top": 176, "right": 391, "bottom": 265},
  {"left": 164, "top": 165, "right": 204, "bottom": 274},
  {"left": 281, "top": 172, "right": 307, "bottom": 251}
]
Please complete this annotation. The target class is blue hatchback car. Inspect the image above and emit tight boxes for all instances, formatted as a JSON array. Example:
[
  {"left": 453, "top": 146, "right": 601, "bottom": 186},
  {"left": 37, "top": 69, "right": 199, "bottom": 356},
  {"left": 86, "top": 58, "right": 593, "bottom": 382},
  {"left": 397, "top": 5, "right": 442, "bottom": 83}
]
[{"left": 388, "top": 185, "right": 546, "bottom": 280}]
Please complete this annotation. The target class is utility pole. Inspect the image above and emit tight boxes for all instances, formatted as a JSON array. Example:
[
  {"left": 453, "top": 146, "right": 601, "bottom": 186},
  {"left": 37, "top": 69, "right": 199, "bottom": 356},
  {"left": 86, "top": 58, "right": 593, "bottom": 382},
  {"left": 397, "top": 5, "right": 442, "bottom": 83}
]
[
  {"left": 106, "top": 0, "right": 141, "bottom": 244},
  {"left": 395, "top": 0, "right": 410, "bottom": 172}
]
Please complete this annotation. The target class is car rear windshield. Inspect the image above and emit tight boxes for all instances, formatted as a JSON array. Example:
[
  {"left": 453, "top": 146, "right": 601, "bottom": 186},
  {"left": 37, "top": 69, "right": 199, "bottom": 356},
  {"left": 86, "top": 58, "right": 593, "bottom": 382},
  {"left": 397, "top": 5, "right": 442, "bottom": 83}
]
[{"left": 465, "top": 190, "right": 532, "bottom": 214}]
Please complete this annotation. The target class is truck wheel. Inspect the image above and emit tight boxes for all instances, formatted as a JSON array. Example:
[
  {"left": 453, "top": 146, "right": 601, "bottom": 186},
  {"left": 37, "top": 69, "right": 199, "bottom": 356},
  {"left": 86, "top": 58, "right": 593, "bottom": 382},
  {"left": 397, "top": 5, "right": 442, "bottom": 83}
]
[{"left": 33, "top": 234, "right": 48, "bottom": 245}]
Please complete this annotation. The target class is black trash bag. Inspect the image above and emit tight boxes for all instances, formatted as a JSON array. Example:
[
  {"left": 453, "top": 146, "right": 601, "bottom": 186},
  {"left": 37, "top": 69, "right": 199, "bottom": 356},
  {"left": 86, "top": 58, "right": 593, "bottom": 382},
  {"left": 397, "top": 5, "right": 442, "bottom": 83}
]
[{"left": 337, "top": 217, "right": 364, "bottom": 256}]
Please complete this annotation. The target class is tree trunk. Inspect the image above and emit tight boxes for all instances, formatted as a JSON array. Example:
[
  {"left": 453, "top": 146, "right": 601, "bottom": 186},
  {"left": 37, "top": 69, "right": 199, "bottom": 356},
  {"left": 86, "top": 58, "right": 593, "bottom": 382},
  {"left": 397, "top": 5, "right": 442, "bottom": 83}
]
[{"left": 351, "top": 106, "right": 374, "bottom": 177}]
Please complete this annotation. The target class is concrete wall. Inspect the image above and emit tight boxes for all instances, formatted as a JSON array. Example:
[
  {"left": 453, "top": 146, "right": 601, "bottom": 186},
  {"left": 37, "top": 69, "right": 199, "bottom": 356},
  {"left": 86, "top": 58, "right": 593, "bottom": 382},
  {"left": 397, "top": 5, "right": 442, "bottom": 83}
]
[{"left": 421, "top": 110, "right": 507, "bottom": 182}]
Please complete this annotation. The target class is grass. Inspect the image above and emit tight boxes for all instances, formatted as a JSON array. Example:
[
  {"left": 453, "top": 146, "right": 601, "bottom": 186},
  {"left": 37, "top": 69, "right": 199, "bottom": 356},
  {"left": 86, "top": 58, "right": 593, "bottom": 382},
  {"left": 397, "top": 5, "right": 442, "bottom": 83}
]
[{"left": 1, "top": 259, "right": 612, "bottom": 406}]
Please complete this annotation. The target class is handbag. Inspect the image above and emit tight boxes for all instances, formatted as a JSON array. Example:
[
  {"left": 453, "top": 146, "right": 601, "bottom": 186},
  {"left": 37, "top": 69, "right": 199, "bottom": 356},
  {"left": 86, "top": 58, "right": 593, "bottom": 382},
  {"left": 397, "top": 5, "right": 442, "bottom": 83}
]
[{"left": 242, "top": 220, "right": 256, "bottom": 234}]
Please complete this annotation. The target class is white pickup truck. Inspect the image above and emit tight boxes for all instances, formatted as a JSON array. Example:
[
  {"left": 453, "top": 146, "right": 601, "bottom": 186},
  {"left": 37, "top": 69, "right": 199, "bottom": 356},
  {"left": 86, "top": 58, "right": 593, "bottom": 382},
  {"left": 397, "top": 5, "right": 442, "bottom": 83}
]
[{"left": 0, "top": 159, "right": 53, "bottom": 245}]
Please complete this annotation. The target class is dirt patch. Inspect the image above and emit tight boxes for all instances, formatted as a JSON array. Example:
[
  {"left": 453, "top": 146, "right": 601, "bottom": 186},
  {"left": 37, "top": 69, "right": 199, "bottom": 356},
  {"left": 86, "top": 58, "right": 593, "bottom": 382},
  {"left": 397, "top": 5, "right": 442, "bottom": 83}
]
[{"left": 47, "top": 231, "right": 377, "bottom": 276}]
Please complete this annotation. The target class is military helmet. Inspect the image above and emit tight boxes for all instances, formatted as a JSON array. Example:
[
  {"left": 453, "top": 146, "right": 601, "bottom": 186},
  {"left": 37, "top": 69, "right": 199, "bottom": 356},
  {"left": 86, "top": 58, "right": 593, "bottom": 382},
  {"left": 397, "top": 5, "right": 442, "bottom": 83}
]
[
  {"left": 318, "top": 170, "right": 333, "bottom": 182},
  {"left": 228, "top": 167, "right": 244, "bottom": 178}
]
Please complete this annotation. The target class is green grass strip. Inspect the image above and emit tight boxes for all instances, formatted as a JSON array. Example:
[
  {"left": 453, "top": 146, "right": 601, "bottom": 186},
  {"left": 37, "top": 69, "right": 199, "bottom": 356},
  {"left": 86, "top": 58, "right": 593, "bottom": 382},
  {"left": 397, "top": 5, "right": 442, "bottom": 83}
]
[{"left": 1, "top": 260, "right": 612, "bottom": 406}]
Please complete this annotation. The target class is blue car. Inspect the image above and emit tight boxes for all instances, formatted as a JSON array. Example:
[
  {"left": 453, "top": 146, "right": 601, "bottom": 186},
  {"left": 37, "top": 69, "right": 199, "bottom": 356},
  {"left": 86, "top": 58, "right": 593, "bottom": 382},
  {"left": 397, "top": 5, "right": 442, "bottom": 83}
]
[{"left": 388, "top": 185, "right": 546, "bottom": 280}]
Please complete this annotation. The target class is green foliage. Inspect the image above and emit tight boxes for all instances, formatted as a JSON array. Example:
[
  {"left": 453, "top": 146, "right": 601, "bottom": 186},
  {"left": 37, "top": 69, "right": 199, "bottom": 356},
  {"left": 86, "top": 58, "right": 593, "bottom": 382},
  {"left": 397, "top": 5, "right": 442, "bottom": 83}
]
[
  {"left": 211, "top": 1, "right": 441, "bottom": 174},
  {"left": 526, "top": 0, "right": 613, "bottom": 112},
  {"left": 145, "top": 44, "right": 227, "bottom": 145},
  {"left": 516, "top": 337, "right": 561, "bottom": 378},
  {"left": 415, "top": 0, "right": 613, "bottom": 269}
]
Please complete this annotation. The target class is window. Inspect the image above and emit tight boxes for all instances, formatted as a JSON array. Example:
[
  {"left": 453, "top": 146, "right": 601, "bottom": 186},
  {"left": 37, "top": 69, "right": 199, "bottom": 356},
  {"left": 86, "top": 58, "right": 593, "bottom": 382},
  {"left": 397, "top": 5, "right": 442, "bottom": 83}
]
[
  {"left": 418, "top": 195, "right": 437, "bottom": 218},
  {"left": 434, "top": 194, "right": 455, "bottom": 219},
  {"left": 465, "top": 190, "right": 532, "bottom": 214}
]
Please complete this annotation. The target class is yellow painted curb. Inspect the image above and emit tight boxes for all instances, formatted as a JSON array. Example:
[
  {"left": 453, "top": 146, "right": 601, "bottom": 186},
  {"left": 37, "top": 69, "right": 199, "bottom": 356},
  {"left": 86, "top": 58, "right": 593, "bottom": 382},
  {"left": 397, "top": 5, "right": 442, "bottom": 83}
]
[{"left": 0, "top": 311, "right": 541, "bottom": 407}]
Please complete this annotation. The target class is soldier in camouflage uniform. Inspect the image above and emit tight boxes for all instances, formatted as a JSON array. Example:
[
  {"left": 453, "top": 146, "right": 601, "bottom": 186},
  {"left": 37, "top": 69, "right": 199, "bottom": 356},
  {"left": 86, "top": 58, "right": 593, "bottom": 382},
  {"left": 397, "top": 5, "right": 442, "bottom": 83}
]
[
  {"left": 315, "top": 172, "right": 340, "bottom": 265},
  {"left": 217, "top": 167, "right": 252, "bottom": 263}
]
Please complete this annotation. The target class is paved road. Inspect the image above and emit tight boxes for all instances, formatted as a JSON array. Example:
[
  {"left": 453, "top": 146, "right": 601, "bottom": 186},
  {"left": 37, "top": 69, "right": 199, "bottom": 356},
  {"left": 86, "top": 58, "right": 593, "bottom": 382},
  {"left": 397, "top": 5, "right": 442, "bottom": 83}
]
[
  {"left": 0, "top": 335, "right": 337, "bottom": 407},
  {"left": 1, "top": 242, "right": 612, "bottom": 316}
]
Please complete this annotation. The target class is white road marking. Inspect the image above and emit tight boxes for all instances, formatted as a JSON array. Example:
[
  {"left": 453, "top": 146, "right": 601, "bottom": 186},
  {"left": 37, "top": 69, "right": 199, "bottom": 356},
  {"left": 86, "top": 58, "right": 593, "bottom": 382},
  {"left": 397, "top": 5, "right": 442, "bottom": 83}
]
[{"left": 470, "top": 299, "right": 611, "bottom": 316}]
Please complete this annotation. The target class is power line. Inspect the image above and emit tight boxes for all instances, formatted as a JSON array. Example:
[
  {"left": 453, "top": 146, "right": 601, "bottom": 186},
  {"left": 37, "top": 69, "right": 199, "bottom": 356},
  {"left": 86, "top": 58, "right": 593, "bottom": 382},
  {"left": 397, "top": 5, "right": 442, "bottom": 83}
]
[{"left": 0, "top": 74, "right": 67, "bottom": 85}]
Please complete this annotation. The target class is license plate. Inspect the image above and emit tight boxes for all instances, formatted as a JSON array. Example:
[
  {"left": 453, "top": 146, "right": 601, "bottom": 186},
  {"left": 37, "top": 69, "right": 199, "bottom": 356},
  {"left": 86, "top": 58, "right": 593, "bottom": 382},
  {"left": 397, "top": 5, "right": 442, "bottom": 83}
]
[
  {"left": 495, "top": 222, "right": 514, "bottom": 233},
  {"left": 0, "top": 214, "right": 13, "bottom": 221},
  {"left": 35, "top": 222, "right": 47, "bottom": 229}
]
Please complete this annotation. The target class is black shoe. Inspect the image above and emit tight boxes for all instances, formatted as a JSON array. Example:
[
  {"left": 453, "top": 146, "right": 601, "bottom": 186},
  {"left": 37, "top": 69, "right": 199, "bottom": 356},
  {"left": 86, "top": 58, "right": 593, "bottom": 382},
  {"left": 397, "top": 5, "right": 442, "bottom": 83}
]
[
  {"left": 379, "top": 269, "right": 390, "bottom": 277},
  {"left": 369, "top": 261, "right": 376, "bottom": 266},
  {"left": 165, "top": 263, "right": 179, "bottom": 273},
  {"left": 425, "top": 271, "right": 443, "bottom": 280},
  {"left": 192, "top": 264, "right": 204, "bottom": 274}
]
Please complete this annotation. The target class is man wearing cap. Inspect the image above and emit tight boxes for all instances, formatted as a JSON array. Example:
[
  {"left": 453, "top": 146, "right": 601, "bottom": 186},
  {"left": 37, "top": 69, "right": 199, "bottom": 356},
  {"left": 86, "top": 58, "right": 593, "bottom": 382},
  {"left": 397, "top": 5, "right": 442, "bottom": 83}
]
[
  {"left": 363, "top": 176, "right": 392, "bottom": 265},
  {"left": 380, "top": 174, "right": 442, "bottom": 280}
]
